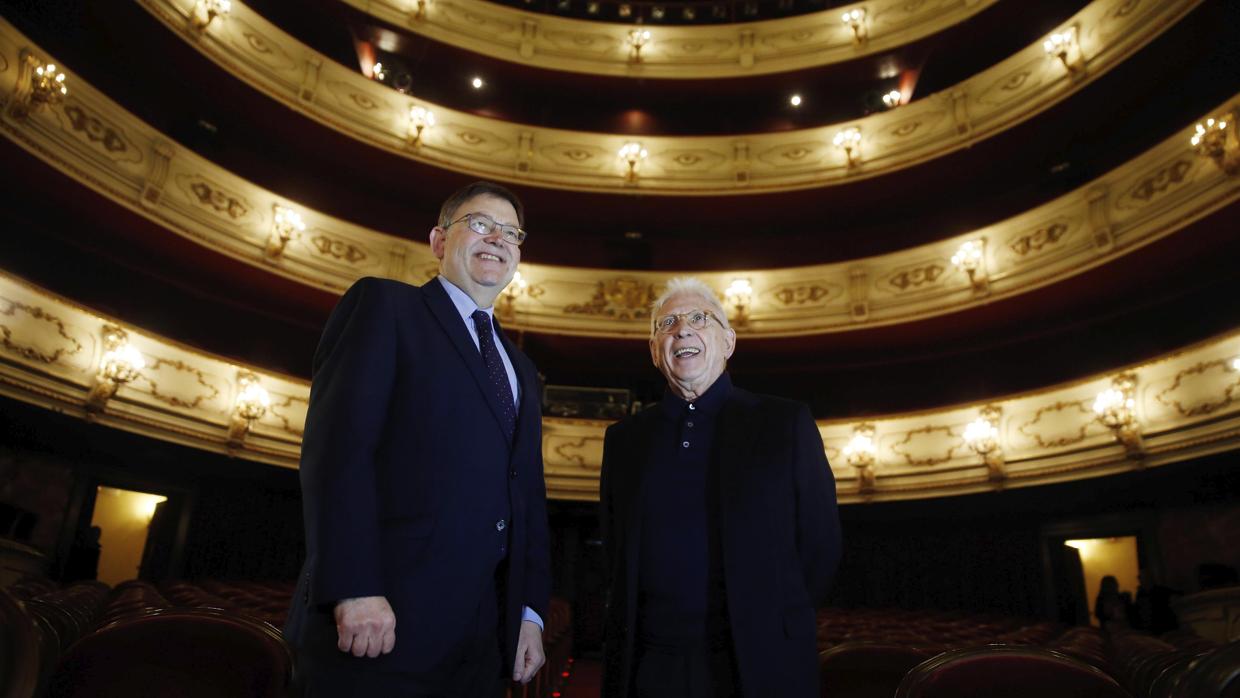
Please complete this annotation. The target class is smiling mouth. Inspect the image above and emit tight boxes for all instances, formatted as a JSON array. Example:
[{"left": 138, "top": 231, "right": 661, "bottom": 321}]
[
  {"left": 673, "top": 347, "right": 701, "bottom": 359},
  {"left": 476, "top": 252, "right": 504, "bottom": 263}
]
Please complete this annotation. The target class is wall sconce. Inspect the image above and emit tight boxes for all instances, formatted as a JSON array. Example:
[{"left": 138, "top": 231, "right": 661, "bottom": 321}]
[
  {"left": 964, "top": 405, "right": 1006, "bottom": 482},
  {"left": 371, "top": 62, "right": 387, "bottom": 82},
  {"left": 228, "top": 371, "right": 271, "bottom": 447},
  {"left": 1042, "top": 26, "right": 1083, "bottom": 72},
  {"left": 266, "top": 205, "right": 306, "bottom": 258},
  {"left": 833, "top": 127, "right": 861, "bottom": 168},
  {"left": 86, "top": 326, "right": 145, "bottom": 413},
  {"left": 1231, "top": 357, "right": 1240, "bottom": 372},
  {"left": 950, "top": 239, "right": 989, "bottom": 293},
  {"left": 497, "top": 269, "right": 529, "bottom": 321},
  {"left": 1093, "top": 373, "right": 1143, "bottom": 457},
  {"left": 191, "top": 0, "right": 232, "bottom": 31},
  {"left": 408, "top": 105, "right": 436, "bottom": 147},
  {"left": 8, "top": 53, "right": 69, "bottom": 119},
  {"left": 724, "top": 278, "right": 753, "bottom": 328},
  {"left": 413, "top": 0, "right": 429, "bottom": 21},
  {"left": 627, "top": 29, "right": 651, "bottom": 63},
  {"left": 619, "top": 141, "right": 648, "bottom": 182},
  {"left": 843, "top": 423, "right": 877, "bottom": 494},
  {"left": 881, "top": 89, "right": 902, "bottom": 109},
  {"left": 1190, "top": 114, "right": 1238, "bottom": 175},
  {"left": 841, "top": 8, "right": 867, "bottom": 43}
]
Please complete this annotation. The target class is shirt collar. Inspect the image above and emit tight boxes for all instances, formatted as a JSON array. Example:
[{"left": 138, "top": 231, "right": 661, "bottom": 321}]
[
  {"left": 659, "top": 372, "right": 732, "bottom": 420},
  {"left": 437, "top": 275, "right": 493, "bottom": 325}
]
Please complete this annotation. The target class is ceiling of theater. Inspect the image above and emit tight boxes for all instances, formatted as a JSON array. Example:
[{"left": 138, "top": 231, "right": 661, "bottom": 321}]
[{"left": 1, "top": 0, "right": 1238, "bottom": 422}]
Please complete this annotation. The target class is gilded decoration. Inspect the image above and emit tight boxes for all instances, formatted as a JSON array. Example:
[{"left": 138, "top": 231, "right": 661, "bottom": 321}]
[
  {"left": 0, "top": 299, "right": 83, "bottom": 365},
  {"left": 1017, "top": 400, "right": 1097, "bottom": 448},
  {"left": 132, "top": 357, "right": 222, "bottom": 410},
  {"left": 181, "top": 175, "right": 251, "bottom": 221},
  {"left": 1125, "top": 159, "right": 1194, "bottom": 204},
  {"left": 309, "top": 234, "right": 368, "bottom": 264},
  {"left": 2, "top": 272, "right": 1240, "bottom": 502},
  {"left": 132, "top": 0, "right": 1203, "bottom": 194},
  {"left": 61, "top": 104, "right": 131, "bottom": 156},
  {"left": 888, "top": 425, "right": 967, "bottom": 467},
  {"left": 886, "top": 263, "right": 947, "bottom": 292},
  {"left": 1154, "top": 360, "right": 1240, "bottom": 418},
  {"left": 564, "top": 279, "right": 656, "bottom": 321},
  {"left": 1009, "top": 220, "right": 1072, "bottom": 257},
  {"left": 770, "top": 284, "right": 835, "bottom": 307}
]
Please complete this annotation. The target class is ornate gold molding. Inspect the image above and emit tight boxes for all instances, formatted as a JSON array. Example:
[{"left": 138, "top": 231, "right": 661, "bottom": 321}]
[
  {"left": 1, "top": 21, "right": 1236, "bottom": 338},
  {"left": 340, "top": 0, "right": 998, "bottom": 79},
  {"left": 129, "top": 0, "right": 1204, "bottom": 193},
  {"left": 1, "top": 271, "right": 1238, "bottom": 502}
]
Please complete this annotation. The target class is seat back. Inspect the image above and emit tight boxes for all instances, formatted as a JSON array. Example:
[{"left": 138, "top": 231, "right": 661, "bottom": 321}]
[
  {"left": 0, "top": 588, "right": 44, "bottom": 698},
  {"left": 820, "top": 642, "right": 936, "bottom": 698},
  {"left": 895, "top": 645, "right": 1132, "bottom": 698},
  {"left": 1173, "top": 640, "right": 1240, "bottom": 698},
  {"left": 48, "top": 608, "right": 292, "bottom": 698}
]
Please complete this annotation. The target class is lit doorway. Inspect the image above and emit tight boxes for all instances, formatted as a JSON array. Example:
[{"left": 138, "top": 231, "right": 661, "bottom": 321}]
[
  {"left": 89, "top": 486, "right": 167, "bottom": 586},
  {"left": 1065, "top": 536, "right": 1140, "bottom": 627}
]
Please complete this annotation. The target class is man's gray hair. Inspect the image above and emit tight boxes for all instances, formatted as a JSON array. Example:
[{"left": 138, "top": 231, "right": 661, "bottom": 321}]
[{"left": 650, "top": 277, "right": 731, "bottom": 332}]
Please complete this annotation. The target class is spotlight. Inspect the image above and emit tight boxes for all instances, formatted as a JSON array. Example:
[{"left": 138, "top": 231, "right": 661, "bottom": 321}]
[
  {"left": 471, "top": 76, "right": 484, "bottom": 89},
  {"left": 790, "top": 94, "right": 802, "bottom": 107}
]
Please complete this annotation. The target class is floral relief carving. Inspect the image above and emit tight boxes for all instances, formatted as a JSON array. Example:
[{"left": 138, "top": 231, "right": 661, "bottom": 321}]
[
  {"left": 265, "top": 393, "right": 307, "bottom": 436},
  {"left": 886, "top": 264, "right": 945, "bottom": 291},
  {"left": 1009, "top": 221, "right": 1070, "bottom": 257},
  {"left": 1018, "top": 400, "right": 1095, "bottom": 448},
  {"left": 889, "top": 425, "right": 966, "bottom": 467},
  {"left": 186, "top": 178, "right": 250, "bottom": 220},
  {"left": 1127, "top": 160, "right": 1192, "bottom": 203},
  {"left": 310, "top": 235, "right": 367, "bottom": 264},
  {"left": 549, "top": 436, "right": 601, "bottom": 468},
  {"left": 772, "top": 285, "right": 833, "bottom": 306},
  {"left": 564, "top": 278, "right": 656, "bottom": 321},
  {"left": 0, "top": 299, "right": 83, "bottom": 364},
  {"left": 350, "top": 93, "right": 378, "bottom": 111},
  {"left": 63, "top": 105, "right": 130, "bottom": 155},
  {"left": 133, "top": 358, "right": 221, "bottom": 409},
  {"left": 1154, "top": 360, "right": 1240, "bottom": 417}
]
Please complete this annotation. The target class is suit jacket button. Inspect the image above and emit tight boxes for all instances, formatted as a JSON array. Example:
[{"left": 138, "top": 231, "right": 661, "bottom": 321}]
[
  {"left": 510, "top": 469, "right": 518, "bottom": 479},
  {"left": 496, "top": 519, "right": 507, "bottom": 531}
]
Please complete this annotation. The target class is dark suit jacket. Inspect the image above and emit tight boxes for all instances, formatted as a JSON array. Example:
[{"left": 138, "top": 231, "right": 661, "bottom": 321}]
[
  {"left": 286, "top": 276, "right": 550, "bottom": 676},
  {"left": 599, "top": 386, "right": 841, "bottom": 698}
]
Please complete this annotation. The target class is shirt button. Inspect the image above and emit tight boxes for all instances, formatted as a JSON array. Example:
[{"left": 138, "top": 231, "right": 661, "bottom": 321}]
[
  {"left": 682, "top": 441, "right": 690, "bottom": 448},
  {"left": 688, "top": 404, "right": 696, "bottom": 411},
  {"left": 496, "top": 520, "right": 506, "bottom": 532},
  {"left": 686, "top": 421, "right": 694, "bottom": 428}
]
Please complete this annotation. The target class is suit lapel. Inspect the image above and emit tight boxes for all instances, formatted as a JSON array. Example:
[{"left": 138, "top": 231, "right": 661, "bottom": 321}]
[{"left": 422, "top": 278, "right": 513, "bottom": 442}]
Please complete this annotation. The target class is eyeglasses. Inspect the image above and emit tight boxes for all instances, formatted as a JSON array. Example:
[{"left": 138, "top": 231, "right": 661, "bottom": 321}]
[
  {"left": 653, "top": 310, "right": 722, "bottom": 334},
  {"left": 446, "top": 212, "right": 527, "bottom": 246}
]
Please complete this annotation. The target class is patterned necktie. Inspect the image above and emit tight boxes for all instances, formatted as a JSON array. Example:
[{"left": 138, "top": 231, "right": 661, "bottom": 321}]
[{"left": 471, "top": 310, "right": 516, "bottom": 439}]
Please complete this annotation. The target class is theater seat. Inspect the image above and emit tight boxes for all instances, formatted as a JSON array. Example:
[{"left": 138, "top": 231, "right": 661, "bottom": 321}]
[
  {"left": 48, "top": 608, "right": 292, "bottom": 698},
  {"left": 894, "top": 646, "right": 1132, "bottom": 698},
  {"left": 1173, "top": 640, "right": 1240, "bottom": 698},
  {"left": 820, "top": 642, "right": 936, "bottom": 698},
  {"left": 0, "top": 588, "right": 43, "bottom": 698}
]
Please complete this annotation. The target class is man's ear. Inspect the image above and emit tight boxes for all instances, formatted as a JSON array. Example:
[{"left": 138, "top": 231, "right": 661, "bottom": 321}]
[
  {"left": 723, "top": 327, "right": 737, "bottom": 360},
  {"left": 429, "top": 226, "right": 446, "bottom": 259}
]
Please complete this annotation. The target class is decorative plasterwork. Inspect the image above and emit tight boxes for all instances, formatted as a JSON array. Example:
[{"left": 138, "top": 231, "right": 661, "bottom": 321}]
[
  {"left": 340, "top": 0, "right": 998, "bottom": 79},
  {"left": 1, "top": 32, "right": 1235, "bottom": 338},
  {"left": 1, "top": 272, "right": 1238, "bottom": 503},
  {"left": 129, "top": 0, "right": 1203, "bottom": 193}
]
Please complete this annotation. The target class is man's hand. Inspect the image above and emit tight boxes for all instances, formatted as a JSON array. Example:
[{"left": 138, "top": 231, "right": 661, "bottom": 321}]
[
  {"left": 512, "top": 620, "right": 545, "bottom": 684},
  {"left": 334, "top": 596, "right": 396, "bottom": 658}
]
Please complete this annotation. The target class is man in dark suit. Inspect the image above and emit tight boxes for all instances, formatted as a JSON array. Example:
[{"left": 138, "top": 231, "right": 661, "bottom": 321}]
[
  {"left": 600, "top": 277, "right": 842, "bottom": 698},
  {"left": 286, "top": 182, "right": 550, "bottom": 696}
]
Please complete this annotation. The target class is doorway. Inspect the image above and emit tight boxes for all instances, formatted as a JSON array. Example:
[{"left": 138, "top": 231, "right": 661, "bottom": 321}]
[
  {"left": 89, "top": 486, "right": 167, "bottom": 586},
  {"left": 1066, "top": 536, "right": 1140, "bottom": 627}
]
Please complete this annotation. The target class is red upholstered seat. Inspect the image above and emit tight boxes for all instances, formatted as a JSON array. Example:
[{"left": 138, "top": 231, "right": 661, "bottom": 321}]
[
  {"left": 48, "top": 608, "right": 292, "bottom": 698},
  {"left": 0, "top": 588, "right": 44, "bottom": 698},
  {"left": 894, "top": 646, "right": 1133, "bottom": 698},
  {"left": 1173, "top": 640, "right": 1240, "bottom": 698},
  {"left": 820, "top": 642, "right": 936, "bottom": 698}
]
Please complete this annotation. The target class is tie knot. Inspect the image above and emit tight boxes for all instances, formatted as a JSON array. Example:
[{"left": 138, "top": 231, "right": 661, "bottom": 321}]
[{"left": 472, "top": 310, "right": 493, "bottom": 336}]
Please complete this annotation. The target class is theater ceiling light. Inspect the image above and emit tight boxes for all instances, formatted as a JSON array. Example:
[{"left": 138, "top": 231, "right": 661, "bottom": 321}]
[
  {"left": 471, "top": 76, "right": 484, "bottom": 89},
  {"left": 724, "top": 278, "right": 753, "bottom": 328},
  {"left": 964, "top": 405, "right": 1005, "bottom": 482},
  {"left": 1042, "top": 25, "right": 1083, "bottom": 72},
  {"left": 190, "top": 0, "right": 231, "bottom": 30},
  {"left": 833, "top": 127, "right": 861, "bottom": 168},
  {"left": 86, "top": 326, "right": 145, "bottom": 413},
  {"left": 1093, "top": 373, "right": 1143, "bottom": 457},
  {"left": 1191, "top": 114, "right": 1238, "bottom": 175},
  {"left": 627, "top": 29, "right": 651, "bottom": 63},
  {"left": 228, "top": 371, "right": 271, "bottom": 448},
  {"left": 842, "top": 8, "right": 867, "bottom": 43},
  {"left": 882, "top": 89, "right": 902, "bottom": 109},
  {"left": 408, "top": 105, "right": 435, "bottom": 147},
  {"left": 790, "top": 94, "right": 803, "bottom": 107},
  {"left": 267, "top": 205, "right": 306, "bottom": 258},
  {"left": 618, "top": 141, "right": 647, "bottom": 182},
  {"left": 371, "top": 62, "right": 387, "bottom": 82},
  {"left": 8, "top": 53, "right": 68, "bottom": 119},
  {"left": 950, "top": 239, "right": 989, "bottom": 294}
]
